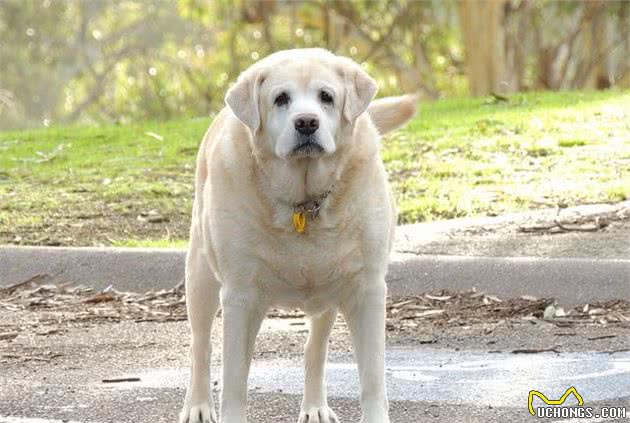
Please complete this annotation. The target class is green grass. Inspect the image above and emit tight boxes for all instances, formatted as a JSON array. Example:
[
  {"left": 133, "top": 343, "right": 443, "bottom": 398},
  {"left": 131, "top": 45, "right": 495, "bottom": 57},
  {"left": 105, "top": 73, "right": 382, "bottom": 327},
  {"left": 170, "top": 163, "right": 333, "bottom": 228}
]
[
  {"left": 386, "top": 90, "right": 630, "bottom": 222},
  {"left": 1, "top": 90, "right": 629, "bottom": 246}
]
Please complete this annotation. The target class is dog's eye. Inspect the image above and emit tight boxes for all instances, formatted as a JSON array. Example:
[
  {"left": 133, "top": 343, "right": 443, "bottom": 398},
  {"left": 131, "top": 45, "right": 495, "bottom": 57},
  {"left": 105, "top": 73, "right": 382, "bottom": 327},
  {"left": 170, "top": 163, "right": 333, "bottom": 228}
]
[
  {"left": 320, "top": 91, "right": 333, "bottom": 105},
  {"left": 274, "top": 92, "right": 289, "bottom": 107}
]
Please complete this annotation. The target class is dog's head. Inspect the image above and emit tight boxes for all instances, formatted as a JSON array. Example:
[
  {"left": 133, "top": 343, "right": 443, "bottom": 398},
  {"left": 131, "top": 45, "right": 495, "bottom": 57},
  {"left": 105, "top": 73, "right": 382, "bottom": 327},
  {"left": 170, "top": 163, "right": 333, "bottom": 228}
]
[{"left": 225, "top": 49, "right": 377, "bottom": 159}]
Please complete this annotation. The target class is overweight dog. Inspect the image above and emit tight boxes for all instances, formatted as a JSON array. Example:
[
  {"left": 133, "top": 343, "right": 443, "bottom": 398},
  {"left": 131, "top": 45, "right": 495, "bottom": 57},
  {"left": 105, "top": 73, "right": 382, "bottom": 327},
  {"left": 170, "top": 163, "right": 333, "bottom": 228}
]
[{"left": 179, "top": 48, "right": 417, "bottom": 423}]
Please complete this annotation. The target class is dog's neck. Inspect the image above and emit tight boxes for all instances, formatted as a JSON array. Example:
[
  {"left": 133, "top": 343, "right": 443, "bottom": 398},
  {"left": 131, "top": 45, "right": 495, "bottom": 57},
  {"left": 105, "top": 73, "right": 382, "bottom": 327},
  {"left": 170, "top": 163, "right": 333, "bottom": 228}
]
[{"left": 255, "top": 154, "right": 342, "bottom": 207}]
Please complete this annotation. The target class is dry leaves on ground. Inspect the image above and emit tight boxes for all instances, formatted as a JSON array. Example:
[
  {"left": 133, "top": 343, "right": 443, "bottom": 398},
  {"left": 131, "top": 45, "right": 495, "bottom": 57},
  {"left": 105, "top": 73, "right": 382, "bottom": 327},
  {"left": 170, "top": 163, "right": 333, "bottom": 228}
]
[{"left": 1, "top": 275, "right": 629, "bottom": 337}]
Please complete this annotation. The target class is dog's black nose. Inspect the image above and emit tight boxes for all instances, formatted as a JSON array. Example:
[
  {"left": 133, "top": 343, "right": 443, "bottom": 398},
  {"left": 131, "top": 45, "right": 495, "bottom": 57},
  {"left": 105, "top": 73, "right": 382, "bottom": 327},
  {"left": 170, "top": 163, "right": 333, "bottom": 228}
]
[{"left": 294, "top": 115, "right": 319, "bottom": 135}]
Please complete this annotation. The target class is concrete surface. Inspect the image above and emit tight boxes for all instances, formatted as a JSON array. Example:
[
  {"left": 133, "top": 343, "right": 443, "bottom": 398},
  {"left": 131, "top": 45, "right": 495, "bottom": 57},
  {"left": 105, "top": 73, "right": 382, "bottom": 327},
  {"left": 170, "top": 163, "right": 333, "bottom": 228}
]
[
  {"left": 388, "top": 253, "right": 630, "bottom": 303},
  {"left": 0, "top": 245, "right": 187, "bottom": 291},
  {"left": 1, "top": 246, "right": 629, "bottom": 304},
  {"left": 3, "top": 350, "right": 628, "bottom": 423},
  {"left": 126, "top": 349, "right": 630, "bottom": 407}
]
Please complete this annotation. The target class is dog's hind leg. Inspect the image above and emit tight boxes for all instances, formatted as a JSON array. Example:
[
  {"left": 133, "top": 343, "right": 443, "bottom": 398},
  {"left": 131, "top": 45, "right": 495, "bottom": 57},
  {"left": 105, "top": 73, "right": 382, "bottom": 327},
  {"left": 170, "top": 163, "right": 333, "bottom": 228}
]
[
  {"left": 298, "top": 308, "right": 339, "bottom": 423},
  {"left": 179, "top": 231, "right": 221, "bottom": 423}
]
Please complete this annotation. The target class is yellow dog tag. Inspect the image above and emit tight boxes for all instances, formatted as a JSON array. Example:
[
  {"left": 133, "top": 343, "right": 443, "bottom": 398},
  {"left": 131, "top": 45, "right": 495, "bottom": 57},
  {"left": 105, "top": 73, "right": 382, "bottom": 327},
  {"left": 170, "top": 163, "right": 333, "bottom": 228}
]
[{"left": 292, "top": 211, "right": 306, "bottom": 233}]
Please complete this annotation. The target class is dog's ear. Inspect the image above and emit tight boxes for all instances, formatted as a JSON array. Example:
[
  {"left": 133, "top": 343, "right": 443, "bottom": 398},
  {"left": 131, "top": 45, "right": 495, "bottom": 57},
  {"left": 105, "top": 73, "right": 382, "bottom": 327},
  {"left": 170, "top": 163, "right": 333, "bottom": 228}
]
[
  {"left": 338, "top": 58, "right": 378, "bottom": 123},
  {"left": 225, "top": 68, "right": 265, "bottom": 134}
]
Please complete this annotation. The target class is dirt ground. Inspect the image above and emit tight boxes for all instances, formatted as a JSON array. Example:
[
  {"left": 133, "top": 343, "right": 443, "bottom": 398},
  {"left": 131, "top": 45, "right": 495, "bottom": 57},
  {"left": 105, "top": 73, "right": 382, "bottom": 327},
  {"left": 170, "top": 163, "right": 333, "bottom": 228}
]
[
  {"left": 0, "top": 192, "right": 192, "bottom": 247},
  {"left": 1, "top": 176, "right": 629, "bottom": 249},
  {"left": 2, "top": 280, "right": 629, "bottom": 367}
]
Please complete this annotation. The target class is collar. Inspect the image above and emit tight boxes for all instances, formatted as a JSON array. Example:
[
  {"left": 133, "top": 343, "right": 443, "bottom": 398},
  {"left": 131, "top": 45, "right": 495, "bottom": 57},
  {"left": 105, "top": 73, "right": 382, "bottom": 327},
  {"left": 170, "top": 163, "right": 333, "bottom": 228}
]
[{"left": 291, "top": 188, "right": 332, "bottom": 233}]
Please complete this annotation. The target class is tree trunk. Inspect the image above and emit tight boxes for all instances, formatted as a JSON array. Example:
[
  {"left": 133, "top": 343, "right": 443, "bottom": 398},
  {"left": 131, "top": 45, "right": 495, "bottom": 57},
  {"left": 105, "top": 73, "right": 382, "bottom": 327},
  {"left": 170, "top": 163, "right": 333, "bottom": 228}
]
[
  {"left": 584, "top": 0, "right": 610, "bottom": 89},
  {"left": 458, "top": 0, "right": 509, "bottom": 96}
]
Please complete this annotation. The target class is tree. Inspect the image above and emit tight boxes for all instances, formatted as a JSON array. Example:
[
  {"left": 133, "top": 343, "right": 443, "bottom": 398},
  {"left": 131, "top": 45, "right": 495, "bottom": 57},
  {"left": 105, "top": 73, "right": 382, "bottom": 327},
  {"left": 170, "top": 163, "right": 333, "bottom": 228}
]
[
  {"left": 458, "top": 0, "right": 509, "bottom": 96},
  {"left": 1, "top": 0, "right": 628, "bottom": 129}
]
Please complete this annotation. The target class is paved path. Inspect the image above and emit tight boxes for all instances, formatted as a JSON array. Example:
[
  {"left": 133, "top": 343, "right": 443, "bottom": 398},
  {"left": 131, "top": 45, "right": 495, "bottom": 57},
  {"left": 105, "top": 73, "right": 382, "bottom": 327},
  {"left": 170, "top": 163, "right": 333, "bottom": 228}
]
[
  {"left": 2, "top": 348, "right": 628, "bottom": 423},
  {"left": 1, "top": 246, "right": 629, "bottom": 304}
]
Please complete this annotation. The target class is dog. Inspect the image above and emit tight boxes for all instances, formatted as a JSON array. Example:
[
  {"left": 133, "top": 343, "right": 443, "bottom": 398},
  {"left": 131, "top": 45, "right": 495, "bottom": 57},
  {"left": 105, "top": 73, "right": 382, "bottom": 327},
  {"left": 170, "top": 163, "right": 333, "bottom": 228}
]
[{"left": 179, "top": 48, "right": 417, "bottom": 423}]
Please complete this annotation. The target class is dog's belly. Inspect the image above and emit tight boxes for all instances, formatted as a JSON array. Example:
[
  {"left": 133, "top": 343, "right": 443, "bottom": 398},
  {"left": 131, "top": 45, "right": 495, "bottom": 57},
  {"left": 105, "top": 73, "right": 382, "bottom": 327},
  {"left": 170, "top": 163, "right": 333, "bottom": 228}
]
[{"left": 251, "top": 236, "right": 365, "bottom": 313}]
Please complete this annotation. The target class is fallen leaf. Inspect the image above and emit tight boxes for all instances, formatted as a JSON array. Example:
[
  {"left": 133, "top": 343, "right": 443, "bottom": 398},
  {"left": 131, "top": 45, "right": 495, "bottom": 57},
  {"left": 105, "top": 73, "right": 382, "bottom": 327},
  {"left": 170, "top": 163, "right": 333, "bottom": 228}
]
[
  {"left": 520, "top": 295, "right": 539, "bottom": 302},
  {"left": 0, "top": 332, "right": 18, "bottom": 340},
  {"left": 587, "top": 334, "right": 617, "bottom": 341},
  {"left": 145, "top": 131, "right": 164, "bottom": 141},
  {"left": 415, "top": 310, "right": 446, "bottom": 318},
  {"left": 424, "top": 294, "right": 453, "bottom": 301}
]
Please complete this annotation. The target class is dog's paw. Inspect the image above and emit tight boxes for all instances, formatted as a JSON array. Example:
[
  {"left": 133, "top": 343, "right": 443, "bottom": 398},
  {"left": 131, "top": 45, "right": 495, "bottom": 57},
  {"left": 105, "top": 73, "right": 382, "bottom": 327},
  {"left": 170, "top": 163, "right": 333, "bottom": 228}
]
[
  {"left": 359, "top": 411, "right": 390, "bottom": 423},
  {"left": 179, "top": 402, "right": 217, "bottom": 423},
  {"left": 359, "top": 417, "right": 389, "bottom": 423},
  {"left": 298, "top": 405, "right": 339, "bottom": 423},
  {"left": 359, "top": 402, "right": 390, "bottom": 423}
]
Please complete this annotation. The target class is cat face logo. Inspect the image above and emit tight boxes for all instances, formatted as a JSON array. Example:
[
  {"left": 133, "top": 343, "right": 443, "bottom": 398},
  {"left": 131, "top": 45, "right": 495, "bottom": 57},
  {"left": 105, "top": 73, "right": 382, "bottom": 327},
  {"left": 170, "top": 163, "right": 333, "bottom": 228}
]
[{"left": 528, "top": 387, "right": 584, "bottom": 415}]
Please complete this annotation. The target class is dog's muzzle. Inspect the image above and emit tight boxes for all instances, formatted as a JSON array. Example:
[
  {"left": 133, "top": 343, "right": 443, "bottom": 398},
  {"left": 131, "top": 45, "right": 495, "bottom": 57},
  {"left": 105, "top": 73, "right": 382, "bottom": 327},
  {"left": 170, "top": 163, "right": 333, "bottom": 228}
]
[{"left": 291, "top": 136, "right": 324, "bottom": 157}]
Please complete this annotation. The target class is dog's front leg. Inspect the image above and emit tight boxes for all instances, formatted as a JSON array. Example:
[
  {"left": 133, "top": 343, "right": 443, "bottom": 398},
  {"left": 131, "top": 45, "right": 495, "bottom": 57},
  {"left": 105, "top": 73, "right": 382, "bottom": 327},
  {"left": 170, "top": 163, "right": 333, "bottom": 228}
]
[
  {"left": 220, "top": 287, "right": 267, "bottom": 423},
  {"left": 179, "top": 241, "right": 221, "bottom": 423},
  {"left": 341, "top": 282, "right": 389, "bottom": 423},
  {"left": 299, "top": 308, "right": 339, "bottom": 423}
]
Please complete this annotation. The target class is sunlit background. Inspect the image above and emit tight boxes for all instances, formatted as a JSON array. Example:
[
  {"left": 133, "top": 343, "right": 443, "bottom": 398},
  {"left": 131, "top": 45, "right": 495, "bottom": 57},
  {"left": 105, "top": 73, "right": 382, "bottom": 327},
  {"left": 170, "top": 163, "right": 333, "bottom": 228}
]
[
  {"left": 1, "top": 0, "right": 629, "bottom": 130},
  {"left": 1, "top": 1, "right": 629, "bottom": 247}
]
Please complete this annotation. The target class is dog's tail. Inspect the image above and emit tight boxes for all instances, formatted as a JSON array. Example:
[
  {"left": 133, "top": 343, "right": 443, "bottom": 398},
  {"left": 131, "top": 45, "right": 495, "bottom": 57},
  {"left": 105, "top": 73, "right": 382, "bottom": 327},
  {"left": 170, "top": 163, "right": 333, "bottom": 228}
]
[{"left": 367, "top": 93, "right": 418, "bottom": 135}]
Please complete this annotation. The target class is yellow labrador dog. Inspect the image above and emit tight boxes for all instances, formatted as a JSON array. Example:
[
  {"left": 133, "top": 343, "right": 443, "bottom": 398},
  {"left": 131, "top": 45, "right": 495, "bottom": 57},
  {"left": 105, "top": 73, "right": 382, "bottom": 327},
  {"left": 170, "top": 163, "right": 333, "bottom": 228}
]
[{"left": 179, "top": 48, "right": 416, "bottom": 423}]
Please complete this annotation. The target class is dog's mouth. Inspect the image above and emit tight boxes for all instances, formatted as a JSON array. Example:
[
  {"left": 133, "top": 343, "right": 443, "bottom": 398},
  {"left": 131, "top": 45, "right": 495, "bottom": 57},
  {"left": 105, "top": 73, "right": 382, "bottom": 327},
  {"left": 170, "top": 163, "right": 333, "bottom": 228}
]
[{"left": 291, "top": 137, "right": 325, "bottom": 157}]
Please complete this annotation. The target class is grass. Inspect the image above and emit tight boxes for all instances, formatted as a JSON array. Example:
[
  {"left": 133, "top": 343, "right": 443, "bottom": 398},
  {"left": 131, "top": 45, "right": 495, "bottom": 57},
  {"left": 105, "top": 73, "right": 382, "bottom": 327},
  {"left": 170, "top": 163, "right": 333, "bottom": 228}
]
[
  {"left": 1, "top": 90, "right": 629, "bottom": 247},
  {"left": 385, "top": 90, "right": 630, "bottom": 222}
]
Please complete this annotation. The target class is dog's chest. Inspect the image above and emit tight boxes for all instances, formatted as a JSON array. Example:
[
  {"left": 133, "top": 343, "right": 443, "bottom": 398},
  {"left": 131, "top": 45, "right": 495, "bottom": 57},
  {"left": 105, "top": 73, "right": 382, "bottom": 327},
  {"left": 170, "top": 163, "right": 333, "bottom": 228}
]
[{"left": 251, "top": 228, "right": 365, "bottom": 308}]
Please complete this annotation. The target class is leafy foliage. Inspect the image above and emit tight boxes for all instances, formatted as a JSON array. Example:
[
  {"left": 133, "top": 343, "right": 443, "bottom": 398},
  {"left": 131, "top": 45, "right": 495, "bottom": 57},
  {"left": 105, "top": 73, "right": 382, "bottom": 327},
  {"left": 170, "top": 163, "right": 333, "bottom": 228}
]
[{"left": 0, "top": 0, "right": 628, "bottom": 129}]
